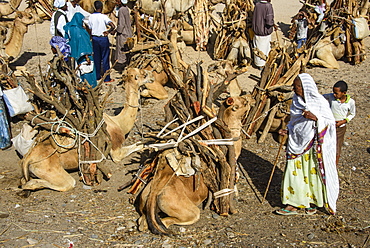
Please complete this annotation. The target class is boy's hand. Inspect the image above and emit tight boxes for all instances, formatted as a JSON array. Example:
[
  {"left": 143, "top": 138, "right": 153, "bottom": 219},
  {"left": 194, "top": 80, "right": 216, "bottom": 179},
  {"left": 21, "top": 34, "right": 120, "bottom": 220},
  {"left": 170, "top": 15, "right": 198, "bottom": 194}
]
[{"left": 335, "top": 120, "right": 347, "bottom": 127}]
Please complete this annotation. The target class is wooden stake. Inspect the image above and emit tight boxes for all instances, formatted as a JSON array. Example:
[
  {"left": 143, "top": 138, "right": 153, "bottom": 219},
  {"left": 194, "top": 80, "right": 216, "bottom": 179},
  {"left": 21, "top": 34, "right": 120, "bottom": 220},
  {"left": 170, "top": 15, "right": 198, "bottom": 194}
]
[{"left": 261, "top": 135, "right": 287, "bottom": 204}]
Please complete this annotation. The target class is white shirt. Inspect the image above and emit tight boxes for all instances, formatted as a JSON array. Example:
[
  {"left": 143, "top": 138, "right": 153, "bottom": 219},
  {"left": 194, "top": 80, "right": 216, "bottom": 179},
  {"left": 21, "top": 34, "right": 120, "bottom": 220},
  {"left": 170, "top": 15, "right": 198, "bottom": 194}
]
[
  {"left": 50, "top": 9, "right": 68, "bottom": 36},
  {"left": 88, "top": 12, "right": 112, "bottom": 36},
  {"left": 66, "top": 2, "right": 90, "bottom": 23},
  {"left": 323, "top": 93, "right": 356, "bottom": 126}
]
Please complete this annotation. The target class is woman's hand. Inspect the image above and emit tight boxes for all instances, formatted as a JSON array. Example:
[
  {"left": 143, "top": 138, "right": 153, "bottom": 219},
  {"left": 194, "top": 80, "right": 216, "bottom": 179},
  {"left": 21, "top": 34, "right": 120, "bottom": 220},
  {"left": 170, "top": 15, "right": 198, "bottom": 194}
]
[
  {"left": 302, "top": 110, "right": 317, "bottom": 121},
  {"left": 278, "top": 129, "right": 288, "bottom": 136}
]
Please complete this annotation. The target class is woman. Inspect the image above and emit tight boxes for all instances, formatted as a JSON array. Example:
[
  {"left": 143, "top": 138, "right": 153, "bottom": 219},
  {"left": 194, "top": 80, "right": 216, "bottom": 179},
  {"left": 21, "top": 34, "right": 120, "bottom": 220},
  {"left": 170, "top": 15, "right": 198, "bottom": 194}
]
[
  {"left": 276, "top": 73, "right": 339, "bottom": 215},
  {"left": 64, "top": 12, "right": 97, "bottom": 88}
]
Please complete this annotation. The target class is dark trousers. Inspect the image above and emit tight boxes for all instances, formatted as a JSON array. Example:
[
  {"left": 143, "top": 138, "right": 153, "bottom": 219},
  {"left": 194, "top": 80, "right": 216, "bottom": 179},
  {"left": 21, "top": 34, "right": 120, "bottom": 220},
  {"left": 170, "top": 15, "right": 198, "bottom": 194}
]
[{"left": 92, "top": 36, "right": 111, "bottom": 82}]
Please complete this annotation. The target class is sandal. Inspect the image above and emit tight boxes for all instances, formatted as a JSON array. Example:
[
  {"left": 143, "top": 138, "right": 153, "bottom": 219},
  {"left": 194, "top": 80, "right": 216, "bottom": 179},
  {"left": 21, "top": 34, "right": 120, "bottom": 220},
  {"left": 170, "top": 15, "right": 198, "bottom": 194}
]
[
  {"left": 275, "top": 208, "right": 298, "bottom": 215},
  {"left": 305, "top": 207, "right": 317, "bottom": 215}
]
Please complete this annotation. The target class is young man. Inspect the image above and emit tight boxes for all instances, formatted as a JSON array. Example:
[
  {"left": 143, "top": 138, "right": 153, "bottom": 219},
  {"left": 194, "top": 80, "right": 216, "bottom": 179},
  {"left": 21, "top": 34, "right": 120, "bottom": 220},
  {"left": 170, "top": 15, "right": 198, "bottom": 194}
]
[
  {"left": 50, "top": 0, "right": 68, "bottom": 37},
  {"left": 88, "top": 0, "right": 116, "bottom": 83},
  {"left": 323, "top": 80, "right": 356, "bottom": 165},
  {"left": 114, "top": 0, "right": 133, "bottom": 71},
  {"left": 252, "top": 0, "right": 277, "bottom": 69}
]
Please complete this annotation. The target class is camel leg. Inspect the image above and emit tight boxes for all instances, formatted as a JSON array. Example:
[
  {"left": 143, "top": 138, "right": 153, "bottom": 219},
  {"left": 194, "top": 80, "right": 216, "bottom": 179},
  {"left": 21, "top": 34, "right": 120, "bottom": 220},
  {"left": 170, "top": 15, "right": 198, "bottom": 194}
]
[
  {"left": 22, "top": 177, "right": 75, "bottom": 192},
  {"left": 23, "top": 161, "right": 76, "bottom": 192},
  {"left": 157, "top": 188, "right": 201, "bottom": 227},
  {"left": 138, "top": 181, "right": 152, "bottom": 231},
  {"left": 141, "top": 82, "right": 168, "bottom": 100}
]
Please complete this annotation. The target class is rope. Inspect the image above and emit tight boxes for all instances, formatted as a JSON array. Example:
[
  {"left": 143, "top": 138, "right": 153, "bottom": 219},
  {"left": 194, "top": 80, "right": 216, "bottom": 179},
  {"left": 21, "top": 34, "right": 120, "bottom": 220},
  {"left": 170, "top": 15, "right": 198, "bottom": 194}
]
[{"left": 31, "top": 112, "right": 107, "bottom": 185}]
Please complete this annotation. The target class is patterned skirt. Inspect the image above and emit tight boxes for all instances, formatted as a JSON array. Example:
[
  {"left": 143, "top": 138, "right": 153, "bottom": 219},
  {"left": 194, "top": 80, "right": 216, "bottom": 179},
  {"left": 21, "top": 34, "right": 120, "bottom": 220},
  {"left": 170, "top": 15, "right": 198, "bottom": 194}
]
[{"left": 281, "top": 142, "right": 328, "bottom": 209}]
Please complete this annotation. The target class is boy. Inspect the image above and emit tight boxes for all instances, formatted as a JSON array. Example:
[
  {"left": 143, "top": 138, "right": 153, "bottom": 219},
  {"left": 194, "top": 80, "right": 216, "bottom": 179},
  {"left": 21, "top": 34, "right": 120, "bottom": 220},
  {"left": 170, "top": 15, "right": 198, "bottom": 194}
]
[
  {"left": 323, "top": 80, "right": 356, "bottom": 165},
  {"left": 88, "top": 1, "right": 116, "bottom": 83},
  {"left": 295, "top": 11, "right": 308, "bottom": 49}
]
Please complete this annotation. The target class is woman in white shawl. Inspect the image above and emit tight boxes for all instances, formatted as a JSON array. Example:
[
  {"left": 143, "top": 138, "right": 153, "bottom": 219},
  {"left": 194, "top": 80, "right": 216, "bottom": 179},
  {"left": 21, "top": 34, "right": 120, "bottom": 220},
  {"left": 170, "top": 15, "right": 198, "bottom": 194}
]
[{"left": 276, "top": 73, "right": 339, "bottom": 215}]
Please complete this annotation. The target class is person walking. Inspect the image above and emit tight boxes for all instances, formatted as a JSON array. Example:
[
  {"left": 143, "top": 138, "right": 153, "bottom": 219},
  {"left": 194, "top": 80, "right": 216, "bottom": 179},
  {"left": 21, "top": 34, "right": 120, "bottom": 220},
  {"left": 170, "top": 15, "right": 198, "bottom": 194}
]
[
  {"left": 114, "top": 0, "right": 133, "bottom": 71},
  {"left": 252, "top": 0, "right": 276, "bottom": 69},
  {"left": 50, "top": 0, "right": 69, "bottom": 37},
  {"left": 275, "top": 73, "right": 339, "bottom": 216},
  {"left": 64, "top": 12, "right": 97, "bottom": 87},
  {"left": 88, "top": 0, "right": 116, "bottom": 83}
]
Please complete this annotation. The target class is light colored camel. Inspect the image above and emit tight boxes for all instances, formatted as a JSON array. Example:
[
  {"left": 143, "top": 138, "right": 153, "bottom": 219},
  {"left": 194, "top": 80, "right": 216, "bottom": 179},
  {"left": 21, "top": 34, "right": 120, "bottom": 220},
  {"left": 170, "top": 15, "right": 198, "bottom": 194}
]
[
  {"left": 309, "top": 36, "right": 345, "bottom": 69},
  {"left": 137, "top": 0, "right": 194, "bottom": 18},
  {"left": 0, "top": 9, "right": 43, "bottom": 60},
  {"left": 0, "top": 0, "right": 23, "bottom": 17},
  {"left": 78, "top": 0, "right": 116, "bottom": 14},
  {"left": 20, "top": 68, "right": 144, "bottom": 193}
]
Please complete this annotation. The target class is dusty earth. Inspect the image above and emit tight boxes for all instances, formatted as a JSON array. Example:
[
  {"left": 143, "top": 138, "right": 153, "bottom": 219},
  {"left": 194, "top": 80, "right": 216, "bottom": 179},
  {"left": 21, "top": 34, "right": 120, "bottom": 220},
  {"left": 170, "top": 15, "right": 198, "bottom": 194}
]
[{"left": 1, "top": 1, "right": 370, "bottom": 247}]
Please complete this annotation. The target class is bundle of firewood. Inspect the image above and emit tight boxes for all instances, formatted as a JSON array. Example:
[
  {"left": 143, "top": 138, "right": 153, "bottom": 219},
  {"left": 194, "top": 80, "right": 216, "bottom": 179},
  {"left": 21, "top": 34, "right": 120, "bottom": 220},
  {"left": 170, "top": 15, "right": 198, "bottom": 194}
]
[
  {"left": 22, "top": 52, "right": 112, "bottom": 185},
  {"left": 243, "top": 45, "right": 309, "bottom": 143},
  {"left": 289, "top": 0, "right": 369, "bottom": 65},
  {"left": 213, "top": 0, "right": 254, "bottom": 66},
  {"left": 123, "top": 60, "right": 254, "bottom": 216}
]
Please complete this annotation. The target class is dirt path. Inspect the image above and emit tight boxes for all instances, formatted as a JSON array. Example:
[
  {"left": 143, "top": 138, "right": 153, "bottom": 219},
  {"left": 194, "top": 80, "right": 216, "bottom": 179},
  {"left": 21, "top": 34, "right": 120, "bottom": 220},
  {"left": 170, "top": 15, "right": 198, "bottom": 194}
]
[{"left": 1, "top": 1, "right": 369, "bottom": 247}]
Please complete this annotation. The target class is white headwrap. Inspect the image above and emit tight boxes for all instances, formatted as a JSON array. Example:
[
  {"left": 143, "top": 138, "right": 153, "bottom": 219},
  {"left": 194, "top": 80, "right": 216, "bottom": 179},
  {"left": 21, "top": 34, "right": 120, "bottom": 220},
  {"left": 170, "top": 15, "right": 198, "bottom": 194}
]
[
  {"left": 287, "top": 73, "right": 339, "bottom": 213},
  {"left": 121, "top": 0, "right": 128, "bottom": 4},
  {"left": 54, "top": 0, "right": 66, "bottom": 8}
]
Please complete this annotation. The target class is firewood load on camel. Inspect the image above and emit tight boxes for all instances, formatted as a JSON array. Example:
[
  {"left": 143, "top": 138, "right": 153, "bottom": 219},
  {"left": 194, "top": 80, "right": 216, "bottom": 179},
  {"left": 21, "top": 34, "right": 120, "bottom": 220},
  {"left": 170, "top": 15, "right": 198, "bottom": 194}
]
[
  {"left": 117, "top": 56, "right": 256, "bottom": 234},
  {"left": 289, "top": 0, "right": 369, "bottom": 69},
  {"left": 17, "top": 49, "right": 144, "bottom": 196}
]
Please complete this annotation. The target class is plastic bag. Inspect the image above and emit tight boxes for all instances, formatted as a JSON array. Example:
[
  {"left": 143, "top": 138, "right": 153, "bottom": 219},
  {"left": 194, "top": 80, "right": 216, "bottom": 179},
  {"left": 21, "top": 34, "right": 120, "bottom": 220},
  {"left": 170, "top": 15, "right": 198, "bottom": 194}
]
[
  {"left": 352, "top": 17, "right": 370, "bottom": 40},
  {"left": 2, "top": 86, "right": 34, "bottom": 117},
  {"left": 11, "top": 123, "right": 38, "bottom": 156}
]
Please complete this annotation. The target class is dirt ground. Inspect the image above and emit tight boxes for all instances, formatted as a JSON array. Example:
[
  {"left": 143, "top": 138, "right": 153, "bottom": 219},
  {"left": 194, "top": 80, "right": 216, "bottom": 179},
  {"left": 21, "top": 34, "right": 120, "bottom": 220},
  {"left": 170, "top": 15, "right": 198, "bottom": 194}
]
[{"left": 1, "top": 1, "right": 370, "bottom": 247}]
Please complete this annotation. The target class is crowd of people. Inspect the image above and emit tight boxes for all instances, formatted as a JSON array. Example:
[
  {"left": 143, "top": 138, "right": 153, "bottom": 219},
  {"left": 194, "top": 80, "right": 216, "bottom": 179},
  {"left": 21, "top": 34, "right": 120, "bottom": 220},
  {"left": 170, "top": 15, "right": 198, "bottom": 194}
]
[{"left": 49, "top": 0, "right": 132, "bottom": 85}]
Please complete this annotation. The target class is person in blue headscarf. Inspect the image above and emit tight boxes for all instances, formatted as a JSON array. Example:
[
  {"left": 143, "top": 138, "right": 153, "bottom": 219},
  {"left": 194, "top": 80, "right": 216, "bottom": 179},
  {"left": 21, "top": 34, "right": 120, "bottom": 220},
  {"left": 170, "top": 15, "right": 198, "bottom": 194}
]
[
  {"left": 64, "top": 12, "right": 97, "bottom": 88},
  {"left": 49, "top": 36, "right": 71, "bottom": 60}
]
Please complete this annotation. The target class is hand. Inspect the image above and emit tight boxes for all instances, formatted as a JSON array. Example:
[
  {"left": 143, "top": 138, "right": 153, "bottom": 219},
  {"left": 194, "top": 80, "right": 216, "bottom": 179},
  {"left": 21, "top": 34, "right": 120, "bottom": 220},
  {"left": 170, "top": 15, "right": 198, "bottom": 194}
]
[
  {"left": 274, "top": 24, "right": 279, "bottom": 31},
  {"left": 335, "top": 120, "right": 346, "bottom": 127},
  {"left": 278, "top": 129, "right": 288, "bottom": 136},
  {"left": 103, "top": 31, "right": 109, "bottom": 36},
  {"left": 302, "top": 111, "right": 318, "bottom": 121}
]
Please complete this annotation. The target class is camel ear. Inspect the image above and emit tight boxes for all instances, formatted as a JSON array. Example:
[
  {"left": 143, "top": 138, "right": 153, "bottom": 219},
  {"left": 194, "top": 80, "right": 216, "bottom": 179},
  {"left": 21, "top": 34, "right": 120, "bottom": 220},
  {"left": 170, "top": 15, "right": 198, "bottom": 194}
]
[{"left": 16, "top": 11, "right": 23, "bottom": 18}]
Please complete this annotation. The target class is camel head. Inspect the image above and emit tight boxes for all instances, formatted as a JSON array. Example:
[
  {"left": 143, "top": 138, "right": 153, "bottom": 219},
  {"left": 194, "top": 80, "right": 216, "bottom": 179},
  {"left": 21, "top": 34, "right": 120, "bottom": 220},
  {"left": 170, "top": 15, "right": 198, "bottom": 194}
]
[{"left": 16, "top": 8, "right": 43, "bottom": 25}]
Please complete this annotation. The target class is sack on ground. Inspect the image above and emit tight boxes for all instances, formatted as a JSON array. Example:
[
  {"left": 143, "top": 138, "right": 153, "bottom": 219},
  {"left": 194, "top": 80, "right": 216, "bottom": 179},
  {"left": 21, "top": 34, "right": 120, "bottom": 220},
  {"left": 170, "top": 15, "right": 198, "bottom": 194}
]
[
  {"left": 12, "top": 123, "right": 38, "bottom": 156},
  {"left": 352, "top": 17, "right": 370, "bottom": 40},
  {"left": 2, "top": 86, "right": 34, "bottom": 117}
]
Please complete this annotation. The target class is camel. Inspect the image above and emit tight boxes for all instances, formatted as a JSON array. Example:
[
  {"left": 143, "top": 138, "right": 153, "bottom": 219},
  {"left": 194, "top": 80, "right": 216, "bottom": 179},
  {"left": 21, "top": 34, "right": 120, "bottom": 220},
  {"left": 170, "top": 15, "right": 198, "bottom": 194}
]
[
  {"left": 20, "top": 68, "right": 144, "bottom": 193},
  {"left": 137, "top": 95, "right": 255, "bottom": 234},
  {"left": 137, "top": 0, "right": 195, "bottom": 18},
  {"left": 78, "top": 0, "right": 116, "bottom": 14},
  {"left": 309, "top": 35, "right": 345, "bottom": 69},
  {"left": 0, "top": 9, "right": 43, "bottom": 60},
  {"left": 0, "top": 0, "right": 23, "bottom": 17}
]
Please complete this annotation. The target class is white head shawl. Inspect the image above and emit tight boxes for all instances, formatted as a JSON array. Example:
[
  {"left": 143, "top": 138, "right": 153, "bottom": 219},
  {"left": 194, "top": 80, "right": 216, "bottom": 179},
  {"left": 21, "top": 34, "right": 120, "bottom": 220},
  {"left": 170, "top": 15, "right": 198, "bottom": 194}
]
[
  {"left": 287, "top": 73, "right": 339, "bottom": 213},
  {"left": 121, "top": 0, "right": 128, "bottom": 4},
  {"left": 54, "top": 0, "right": 66, "bottom": 8}
]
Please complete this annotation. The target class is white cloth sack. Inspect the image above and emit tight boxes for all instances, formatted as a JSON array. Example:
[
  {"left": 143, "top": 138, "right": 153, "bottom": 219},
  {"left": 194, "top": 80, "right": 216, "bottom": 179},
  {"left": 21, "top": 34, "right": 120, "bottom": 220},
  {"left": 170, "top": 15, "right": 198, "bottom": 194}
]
[
  {"left": 79, "top": 61, "right": 94, "bottom": 75},
  {"left": 2, "top": 86, "right": 34, "bottom": 117},
  {"left": 352, "top": 17, "right": 370, "bottom": 40},
  {"left": 12, "top": 123, "right": 38, "bottom": 156}
]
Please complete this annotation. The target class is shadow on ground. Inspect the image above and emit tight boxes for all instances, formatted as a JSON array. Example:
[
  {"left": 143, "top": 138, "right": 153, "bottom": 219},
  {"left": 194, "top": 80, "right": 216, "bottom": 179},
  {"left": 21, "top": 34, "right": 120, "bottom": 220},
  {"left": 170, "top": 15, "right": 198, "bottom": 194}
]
[
  {"left": 9, "top": 52, "right": 47, "bottom": 67},
  {"left": 238, "top": 148, "right": 284, "bottom": 208}
]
